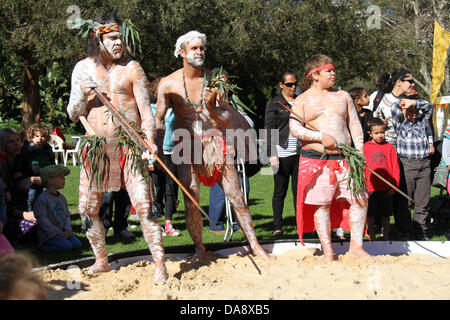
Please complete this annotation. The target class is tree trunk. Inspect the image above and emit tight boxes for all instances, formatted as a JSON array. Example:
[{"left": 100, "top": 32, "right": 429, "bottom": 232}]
[
  {"left": 20, "top": 50, "right": 41, "bottom": 131},
  {"left": 413, "top": 0, "right": 432, "bottom": 94}
]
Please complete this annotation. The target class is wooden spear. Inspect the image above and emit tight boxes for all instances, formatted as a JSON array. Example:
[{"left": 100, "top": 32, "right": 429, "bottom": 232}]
[
  {"left": 278, "top": 101, "right": 414, "bottom": 204},
  {"left": 91, "top": 88, "right": 218, "bottom": 227}
]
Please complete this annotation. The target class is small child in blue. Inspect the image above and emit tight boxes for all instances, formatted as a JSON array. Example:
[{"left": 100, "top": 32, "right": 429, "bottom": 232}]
[{"left": 34, "top": 165, "right": 81, "bottom": 253}]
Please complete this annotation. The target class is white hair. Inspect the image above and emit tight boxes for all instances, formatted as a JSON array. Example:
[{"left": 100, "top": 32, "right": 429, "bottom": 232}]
[{"left": 174, "top": 30, "right": 207, "bottom": 58}]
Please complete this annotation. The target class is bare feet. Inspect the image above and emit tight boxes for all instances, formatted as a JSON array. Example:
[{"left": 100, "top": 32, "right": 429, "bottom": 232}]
[
  {"left": 153, "top": 264, "right": 168, "bottom": 284},
  {"left": 88, "top": 260, "right": 110, "bottom": 274},
  {"left": 348, "top": 246, "right": 372, "bottom": 259},
  {"left": 253, "top": 246, "right": 274, "bottom": 261},
  {"left": 322, "top": 251, "right": 336, "bottom": 262},
  {"left": 189, "top": 245, "right": 206, "bottom": 263}
]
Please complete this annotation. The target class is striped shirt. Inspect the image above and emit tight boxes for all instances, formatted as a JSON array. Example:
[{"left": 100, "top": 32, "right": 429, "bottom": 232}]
[
  {"left": 276, "top": 134, "right": 298, "bottom": 158},
  {"left": 275, "top": 100, "right": 298, "bottom": 158},
  {"left": 391, "top": 99, "right": 433, "bottom": 160}
]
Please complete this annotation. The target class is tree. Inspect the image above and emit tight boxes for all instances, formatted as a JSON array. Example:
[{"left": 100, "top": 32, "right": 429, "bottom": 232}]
[
  {"left": 370, "top": 0, "right": 450, "bottom": 96},
  {"left": 1, "top": 0, "right": 442, "bottom": 131},
  {"left": 0, "top": 0, "right": 86, "bottom": 130}
]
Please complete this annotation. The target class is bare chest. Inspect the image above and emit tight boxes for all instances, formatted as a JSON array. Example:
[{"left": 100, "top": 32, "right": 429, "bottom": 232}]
[
  {"left": 305, "top": 95, "right": 348, "bottom": 123},
  {"left": 93, "top": 65, "right": 132, "bottom": 95}
]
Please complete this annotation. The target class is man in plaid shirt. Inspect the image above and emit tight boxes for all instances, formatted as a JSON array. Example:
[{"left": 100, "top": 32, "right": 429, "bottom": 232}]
[{"left": 391, "top": 98, "right": 434, "bottom": 240}]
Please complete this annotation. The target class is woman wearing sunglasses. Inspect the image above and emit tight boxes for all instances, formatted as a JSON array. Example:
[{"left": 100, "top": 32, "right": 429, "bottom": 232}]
[
  {"left": 367, "top": 69, "right": 416, "bottom": 241},
  {"left": 368, "top": 69, "right": 416, "bottom": 150},
  {"left": 264, "top": 71, "right": 301, "bottom": 236}
]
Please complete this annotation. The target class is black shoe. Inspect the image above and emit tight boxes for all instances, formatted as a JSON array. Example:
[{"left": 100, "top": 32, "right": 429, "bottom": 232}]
[
  {"left": 414, "top": 232, "right": 429, "bottom": 241},
  {"left": 399, "top": 232, "right": 410, "bottom": 241}
]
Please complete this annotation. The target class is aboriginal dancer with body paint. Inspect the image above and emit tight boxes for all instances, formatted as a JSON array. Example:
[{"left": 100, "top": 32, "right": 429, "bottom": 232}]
[
  {"left": 289, "top": 54, "right": 371, "bottom": 262},
  {"left": 155, "top": 31, "right": 271, "bottom": 262},
  {"left": 67, "top": 12, "right": 167, "bottom": 283}
]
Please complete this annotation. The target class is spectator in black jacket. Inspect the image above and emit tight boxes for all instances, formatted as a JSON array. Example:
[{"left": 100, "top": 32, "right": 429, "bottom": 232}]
[{"left": 264, "top": 71, "right": 301, "bottom": 236}]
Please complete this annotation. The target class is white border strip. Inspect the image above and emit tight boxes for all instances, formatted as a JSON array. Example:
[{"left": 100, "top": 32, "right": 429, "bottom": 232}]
[{"left": 109, "top": 241, "right": 450, "bottom": 269}]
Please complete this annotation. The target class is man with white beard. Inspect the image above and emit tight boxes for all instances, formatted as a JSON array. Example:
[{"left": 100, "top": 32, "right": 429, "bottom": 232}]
[
  {"left": 67, "top": 12, "right": 167, "bottom": 284},
  {"left": 155, "top": 31, "right": 271, "bottom": 262}
]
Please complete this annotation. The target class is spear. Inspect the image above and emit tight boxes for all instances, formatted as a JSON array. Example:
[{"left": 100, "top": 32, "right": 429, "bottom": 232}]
[
  {"left": 92, "top": 88, "right": 218, "bottom": 227},
  {"left": 278, "top": 101, "right": 414, "bottom": 204}
]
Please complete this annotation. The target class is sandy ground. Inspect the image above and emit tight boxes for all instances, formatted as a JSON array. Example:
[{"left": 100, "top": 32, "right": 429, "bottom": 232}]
[{"left": 40, "top": 248, "right": 450, "bottom": 300}]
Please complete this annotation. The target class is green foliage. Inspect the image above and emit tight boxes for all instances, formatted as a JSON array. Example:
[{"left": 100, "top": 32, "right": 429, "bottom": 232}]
[
  {"left": 0, "top": 0, "right": 446, "bottom": 130},
  {"left": 337, "top": 143, "right": 368, "bottom": 196},
  {"left": 0, "top": 118, "right": 21, "bottom": 131},
  {"left": 78, "top": 135, "right": 108, "bottom": 190},
  {"left": 75, "top": 17, "right": 143, "bottom": 56},
  {"left": 0, "top": 48, "right": 22, "bottom": 121},
  {"left": 207, "top": 66, "right": 255, "bottom": 115},
  {"left": 39, "top": 62, "right": 71, "bottom": 129}
]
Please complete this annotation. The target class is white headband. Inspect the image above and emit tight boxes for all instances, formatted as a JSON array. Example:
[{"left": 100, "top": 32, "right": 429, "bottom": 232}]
[{"left": 174, "top": 30, "right": 207, "bottom": 58}]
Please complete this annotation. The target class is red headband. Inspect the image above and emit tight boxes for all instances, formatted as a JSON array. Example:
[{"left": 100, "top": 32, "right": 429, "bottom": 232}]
[
  {"left": 306, "top": 64, "right": 335, "bottom": 78},
  {"left": 92, "top": 23, "right": 120, "bottom": 37}
]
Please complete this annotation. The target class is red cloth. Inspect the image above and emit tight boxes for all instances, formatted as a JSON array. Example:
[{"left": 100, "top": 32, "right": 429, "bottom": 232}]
[
  {"left": 51, "top": 128, "right": 68, "bottom": 149},
  {"left": 175, "top": 134, "right": 226, "bottom": 187},
  {"left": 363, "top": 141, "right": 400, "bottom": 192},
  {"left": 296, "top": 157, "right": 350, "bottom": 245},
  {"left": 51, "top": 128, "right": 66, "bottom": 142}
]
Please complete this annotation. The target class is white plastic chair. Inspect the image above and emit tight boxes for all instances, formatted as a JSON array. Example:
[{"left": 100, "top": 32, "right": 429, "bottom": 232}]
[
  {"left": 64, "top": 136, "right": 81, "bottom": 166},
  {"left": 224, "top": 155, "right": 248, "bottom": 241},
  {"left": 49, "top": 135, "right": 65, "bottom": 165}
]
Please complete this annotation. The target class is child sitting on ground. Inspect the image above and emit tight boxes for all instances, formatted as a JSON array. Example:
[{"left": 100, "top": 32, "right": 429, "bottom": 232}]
[
  {"left": 364, "top": 117, "right": 400, "bottom": 240},
  {"left": 33, "top": 165, "right": 81, "bottom": 253},
  {"left": 348, "top": 87, "right": 373, "bottom": 143},
  {"left": 20, "top": 123, "right": 55, "bottom": 212}
]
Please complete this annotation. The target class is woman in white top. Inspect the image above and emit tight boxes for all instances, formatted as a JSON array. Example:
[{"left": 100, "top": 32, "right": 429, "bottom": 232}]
[{"left": 367, "top": 69, "right": 416, "bottom": 149}]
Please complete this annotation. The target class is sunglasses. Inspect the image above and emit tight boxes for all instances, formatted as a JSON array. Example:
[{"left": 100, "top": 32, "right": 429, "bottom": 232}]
[
  {"left": 283, "top": 82, "right": 297, "bottom": 87},
  {"left": 402, "top": 79, "right": 415, "bottom": 84}
]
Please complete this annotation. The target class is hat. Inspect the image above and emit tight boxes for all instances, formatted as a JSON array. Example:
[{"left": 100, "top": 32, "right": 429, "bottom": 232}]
[{"left": 40, "top": 165, "right": 70, "bottom": 186}]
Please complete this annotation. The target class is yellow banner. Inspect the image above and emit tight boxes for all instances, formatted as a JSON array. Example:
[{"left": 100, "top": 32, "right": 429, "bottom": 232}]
[{"left": 430, "top": 21, "right": 450, "bottom": 104}]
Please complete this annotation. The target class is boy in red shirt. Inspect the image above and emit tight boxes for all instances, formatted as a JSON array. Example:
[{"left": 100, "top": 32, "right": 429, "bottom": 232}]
[{"left": 364, "top": 117, "right": 400, "bottom": 240}]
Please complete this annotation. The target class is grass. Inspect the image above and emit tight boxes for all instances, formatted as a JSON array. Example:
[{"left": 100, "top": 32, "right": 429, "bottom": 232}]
[{"left": 13, "top": 162, "right": 450, "bottom": 267}]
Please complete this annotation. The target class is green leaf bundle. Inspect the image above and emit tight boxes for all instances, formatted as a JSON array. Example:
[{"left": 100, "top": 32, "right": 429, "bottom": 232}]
[
  {"left": 336, "top": 143, "right": 367, "bottom": 196},
  {"left": 206, "top": 66, "right": 255, "bottom": 115},
  {"left": 78, "top": 135, "right": 109, "bottom": 191}
]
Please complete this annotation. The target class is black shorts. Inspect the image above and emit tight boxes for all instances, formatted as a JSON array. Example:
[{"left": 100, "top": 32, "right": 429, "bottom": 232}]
[{"left": 367, "top": 191, "right": 393, "bottom": 218}]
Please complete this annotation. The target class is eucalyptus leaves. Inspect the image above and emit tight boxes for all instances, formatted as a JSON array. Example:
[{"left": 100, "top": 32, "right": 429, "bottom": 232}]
[
  {"left": 75, "top": 18, "right": 142, "bottom": 55},
  {"left": 336, "top": 143, "right": 367, "bottom": 196},
  {"left": 205, "top": 66, "right": 255, "bottom": 115},
  {"left": 78, "top": 135, "right": 109, "bottom": 191}
]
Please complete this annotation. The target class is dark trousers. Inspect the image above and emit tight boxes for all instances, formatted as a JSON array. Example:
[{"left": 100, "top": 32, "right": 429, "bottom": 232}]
[
  {"left": 272, "top": 154, "right": 299, "bottom": 231},
  {"left": 400, "top": 157, "right": 431, "bottom": 234},
  {"left": 151, "top": 154, "right": 178, "bottom": 221},
  {"left": 392, "top": 159, "right": 412, "bottom": 235},
  {"left": 99, "top": 188, "right": 131, "bottom": 234}
]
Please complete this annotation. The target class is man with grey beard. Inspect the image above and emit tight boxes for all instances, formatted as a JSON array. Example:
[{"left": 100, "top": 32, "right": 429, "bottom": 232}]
[{"left": 155, "top": 30, "right": 271, "bottom": 262}]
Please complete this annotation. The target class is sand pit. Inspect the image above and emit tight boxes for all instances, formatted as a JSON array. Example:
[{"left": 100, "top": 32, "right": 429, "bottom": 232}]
[{"left": 40, "top": 242, "right": 450, "bottom": 300}]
